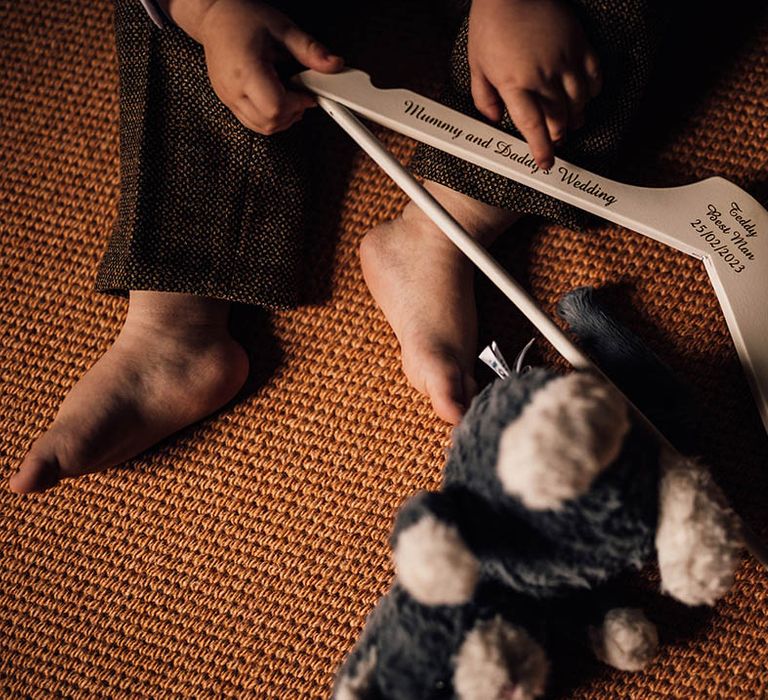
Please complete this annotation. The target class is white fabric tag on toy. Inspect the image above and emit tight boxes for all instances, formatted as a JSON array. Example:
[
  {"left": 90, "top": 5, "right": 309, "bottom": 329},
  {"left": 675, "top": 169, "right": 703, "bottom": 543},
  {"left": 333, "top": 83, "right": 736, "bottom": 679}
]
[
  {"left": 480, "top": 339, "right": 536, "bottom": 378},
  {"left": 479, "top": 341, "right": 512, "bottom": 379}
]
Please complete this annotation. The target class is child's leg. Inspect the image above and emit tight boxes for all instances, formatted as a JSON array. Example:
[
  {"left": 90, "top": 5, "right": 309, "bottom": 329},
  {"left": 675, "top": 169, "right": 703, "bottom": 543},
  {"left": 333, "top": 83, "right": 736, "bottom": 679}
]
[
  {"left": 361, "top": 184, "right": 518, "bottom": 425},
  {"left": 362, "top": 2, "right": 663, "bottom": 424},
  {"left": 10, "top": 1, "right": 313, "bottom": 493}
]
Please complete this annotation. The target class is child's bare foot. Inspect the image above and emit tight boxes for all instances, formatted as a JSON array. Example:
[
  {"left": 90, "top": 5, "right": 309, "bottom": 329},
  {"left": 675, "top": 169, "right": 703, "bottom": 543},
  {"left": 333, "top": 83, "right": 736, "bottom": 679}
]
[
  {"left": 360, "top": 182, "right": 519, "bottom": 424},
  {"left": 8, "top": 291, "right": 249, "bottom": 494}
]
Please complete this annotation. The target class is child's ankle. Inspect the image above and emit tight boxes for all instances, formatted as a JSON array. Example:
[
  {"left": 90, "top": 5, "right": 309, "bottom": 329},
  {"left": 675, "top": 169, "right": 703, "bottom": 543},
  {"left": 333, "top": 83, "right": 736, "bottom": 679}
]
[{"left": 408, "top": 181, "right": 520, "bottom": 246}]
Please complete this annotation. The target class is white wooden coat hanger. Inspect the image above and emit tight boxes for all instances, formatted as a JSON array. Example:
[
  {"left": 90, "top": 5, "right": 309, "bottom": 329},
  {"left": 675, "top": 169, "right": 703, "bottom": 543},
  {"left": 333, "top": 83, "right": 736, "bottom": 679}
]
[
  {"left": 293, "top": 68, "right": 768, "bottom": 567},
  {"left": 296, "top": 68, "right": 768, "bottom": 436}
]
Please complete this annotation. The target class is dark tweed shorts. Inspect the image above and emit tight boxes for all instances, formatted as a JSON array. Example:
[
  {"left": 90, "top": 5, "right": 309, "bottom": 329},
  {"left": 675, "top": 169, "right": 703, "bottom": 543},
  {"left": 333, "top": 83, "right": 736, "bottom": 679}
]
[{"left": 96, "top": 0, "right": 664, "bottom": 308}]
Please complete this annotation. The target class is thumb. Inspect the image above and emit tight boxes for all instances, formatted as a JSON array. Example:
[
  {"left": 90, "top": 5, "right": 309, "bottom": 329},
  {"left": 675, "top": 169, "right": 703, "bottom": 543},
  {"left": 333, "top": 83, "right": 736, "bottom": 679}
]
[{"left": 280, "top": 24, "right": 344, "bottom": 73}]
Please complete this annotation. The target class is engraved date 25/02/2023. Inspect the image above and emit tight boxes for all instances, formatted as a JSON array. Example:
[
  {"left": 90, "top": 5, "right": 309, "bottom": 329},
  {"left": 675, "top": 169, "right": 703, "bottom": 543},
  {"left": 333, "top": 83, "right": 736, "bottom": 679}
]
[{"left": 689, "top": 202, "right": 759, "bottom": 274}]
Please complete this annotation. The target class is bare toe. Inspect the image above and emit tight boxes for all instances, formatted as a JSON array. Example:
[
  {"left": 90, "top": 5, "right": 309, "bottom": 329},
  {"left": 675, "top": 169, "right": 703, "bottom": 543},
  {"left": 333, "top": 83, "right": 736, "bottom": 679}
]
[
  {"left": 410, "top": 349, "right": 478, "bottom": 425},
  {"left": 9, "top": 449, "right": 61, "bottom": 494}
]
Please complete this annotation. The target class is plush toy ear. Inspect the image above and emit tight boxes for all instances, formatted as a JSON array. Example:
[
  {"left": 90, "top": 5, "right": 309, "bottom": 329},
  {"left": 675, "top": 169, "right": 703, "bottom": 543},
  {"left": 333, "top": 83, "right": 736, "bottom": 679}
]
[
  {"left": 334, "top": 645, "right": 378, "bottom": 700},
  {"left": 496, "top": 372, "right": 630, "bottom": 510}
]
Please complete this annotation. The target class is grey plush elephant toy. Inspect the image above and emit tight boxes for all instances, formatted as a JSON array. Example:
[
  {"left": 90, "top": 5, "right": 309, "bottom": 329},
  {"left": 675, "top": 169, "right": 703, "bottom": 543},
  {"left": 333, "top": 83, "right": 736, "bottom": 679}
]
[{"left": 334, "top": 288, "right": 743, "bottom": 700}]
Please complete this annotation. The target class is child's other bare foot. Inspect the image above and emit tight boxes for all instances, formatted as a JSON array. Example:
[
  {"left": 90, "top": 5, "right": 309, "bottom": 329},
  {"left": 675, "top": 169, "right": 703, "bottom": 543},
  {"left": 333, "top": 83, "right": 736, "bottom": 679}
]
[
  {"left": 8, "top": 291, "right": 249, "bottom": 494},
  {"left": 360, "top": 182, "right": 519, "bottom": 424}
]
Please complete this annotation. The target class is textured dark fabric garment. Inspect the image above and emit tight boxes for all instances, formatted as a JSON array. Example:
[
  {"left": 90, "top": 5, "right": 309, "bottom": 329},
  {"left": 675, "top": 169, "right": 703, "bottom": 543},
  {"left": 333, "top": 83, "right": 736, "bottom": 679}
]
[
  {"left": 97, "top": 0, "right": 662, "bottom": 307},
  {"left": 410, "top": 1, "right": 666, "bottom": 230},
  {"left": 96, "top": 0, "right": 311, "bottom": 308}
]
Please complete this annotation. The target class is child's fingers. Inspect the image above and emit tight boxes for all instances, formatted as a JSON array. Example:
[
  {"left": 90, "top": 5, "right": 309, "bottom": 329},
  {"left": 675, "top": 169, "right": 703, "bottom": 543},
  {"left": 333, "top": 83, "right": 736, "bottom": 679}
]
[
  {"left": 243, "top": 61, "right": 310, "bottom": 134},
  {"left": 561, "top": 70, "right": 589, "bottom": 129},
  {"left": 234, "top": 93, "right": 305, "bottom": 135},
  {"left": 537, "top": 85, "right": 569, "bottom": 143},
  {"left": 278, "top": 22, "right": 344, "bottom": 73},
  {"left": 499, "top": 87, "right": 554, "bottom": 170},
  {"left": 584, "top": 50, "right": 602, "bottom": 97},
  {"left": 470, "top": 70, "right": 503, "bottom": 122},
  {"left": 231, "top": 98, "right": 264, "bottom": 133},
  {"left": 282, "top": 88, "right": 316, "bottom": 113}
]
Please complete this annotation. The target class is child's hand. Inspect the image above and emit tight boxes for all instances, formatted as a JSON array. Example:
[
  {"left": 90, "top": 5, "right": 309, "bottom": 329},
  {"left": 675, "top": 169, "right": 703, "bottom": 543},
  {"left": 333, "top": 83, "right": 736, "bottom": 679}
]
[
  {"left": 468, "top": 0, "right": 601, "bottom": 169},
  {"left": 187, "top": 0, "right": 343, "bottom": 135}
]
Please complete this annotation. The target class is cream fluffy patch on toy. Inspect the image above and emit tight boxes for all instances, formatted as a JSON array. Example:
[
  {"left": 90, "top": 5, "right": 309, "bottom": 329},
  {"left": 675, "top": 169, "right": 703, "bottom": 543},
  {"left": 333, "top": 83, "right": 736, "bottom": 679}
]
[
  {"left": 496, "top": 373, "right": 630, "bottom": 510},
  {"left": 453, "top": 616, "right": 549, "bottom": 700},
  {"left": 334, "top": 647, "right": 377, "bottom": 700},
  {"left": 655, "top": 448, "right": 742, "bottom": 606},
  {"left": 393, "top": 514, "right": 480, "bottom": 605}
]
